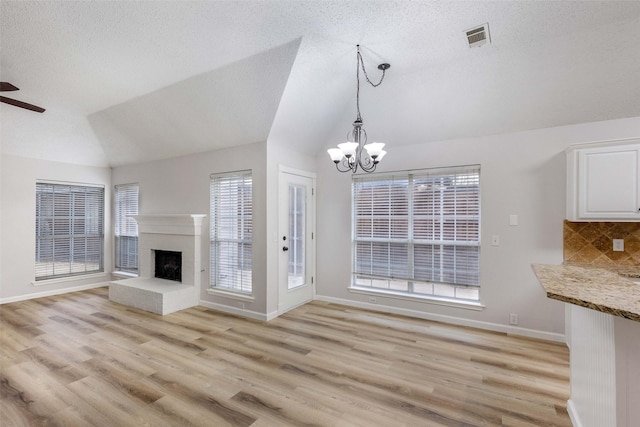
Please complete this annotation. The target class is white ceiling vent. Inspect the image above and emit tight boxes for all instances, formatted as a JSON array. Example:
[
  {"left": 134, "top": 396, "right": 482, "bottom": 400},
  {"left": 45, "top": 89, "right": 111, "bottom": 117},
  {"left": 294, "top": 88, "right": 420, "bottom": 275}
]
[{"left": 465, "top": 23, "right": 490, "bottom": 48}]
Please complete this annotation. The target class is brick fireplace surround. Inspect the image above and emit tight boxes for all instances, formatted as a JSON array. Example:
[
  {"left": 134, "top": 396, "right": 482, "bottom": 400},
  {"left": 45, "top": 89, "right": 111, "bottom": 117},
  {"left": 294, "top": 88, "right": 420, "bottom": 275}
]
[{"left": 109, "top": 214, "right": 206, "bottom": 315}]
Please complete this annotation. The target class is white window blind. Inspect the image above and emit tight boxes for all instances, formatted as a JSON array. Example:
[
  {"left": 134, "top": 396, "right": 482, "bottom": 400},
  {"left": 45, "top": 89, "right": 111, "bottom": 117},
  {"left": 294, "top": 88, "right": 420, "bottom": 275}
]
[
  {"left": 35, "top": 182, "right": 105, "bottom": 280},
  {"left": 210, "top": 171, "right": 253, "bottom": 293},
  {"left": 352, "top": 166, "right": 480, "bottom": 301},
  {"left": 114, "top": 183, "right": 139, "bottom": 273}
]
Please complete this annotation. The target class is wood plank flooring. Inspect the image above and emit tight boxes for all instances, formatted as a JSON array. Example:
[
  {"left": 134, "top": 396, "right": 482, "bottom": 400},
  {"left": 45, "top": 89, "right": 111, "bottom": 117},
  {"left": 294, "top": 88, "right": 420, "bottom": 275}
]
[{"left": 0, "top": 287, "right": 571, "bottom": 426}]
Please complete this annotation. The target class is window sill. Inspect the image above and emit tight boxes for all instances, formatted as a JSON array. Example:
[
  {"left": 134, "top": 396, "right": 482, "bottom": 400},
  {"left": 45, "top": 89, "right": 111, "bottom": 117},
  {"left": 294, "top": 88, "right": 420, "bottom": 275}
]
[
  {"left": 112, "top": 271, "right": 138, "bottom": 279},
  {"left": 206, "top": 288, "right": 254, "bottom": 302},
  {"left": 32, "top": 272, "right": 110, "bottom": 286},
  {"left": 348, "top": 286, "right": 485, "bottom": 311}
]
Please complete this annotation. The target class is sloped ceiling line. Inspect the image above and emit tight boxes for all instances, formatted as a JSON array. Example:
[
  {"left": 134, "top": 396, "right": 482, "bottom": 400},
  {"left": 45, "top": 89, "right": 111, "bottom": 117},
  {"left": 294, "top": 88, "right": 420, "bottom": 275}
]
[{"left": 88, "top": 38, "right": 303, "bottom": 167}]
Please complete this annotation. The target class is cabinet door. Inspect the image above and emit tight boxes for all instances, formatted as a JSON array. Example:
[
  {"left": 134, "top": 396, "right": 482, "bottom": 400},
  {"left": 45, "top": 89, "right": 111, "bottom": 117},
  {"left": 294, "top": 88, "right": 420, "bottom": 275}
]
[{"left": 578, "top": 144, "right": 640, "bottom": 219}]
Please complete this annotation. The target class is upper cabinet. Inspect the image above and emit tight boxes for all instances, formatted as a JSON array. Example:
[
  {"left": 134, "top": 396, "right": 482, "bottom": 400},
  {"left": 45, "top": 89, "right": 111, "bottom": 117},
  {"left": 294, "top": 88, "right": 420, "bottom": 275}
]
[{"left": 566, "top": 139, "right": 640, "bottom": 221}]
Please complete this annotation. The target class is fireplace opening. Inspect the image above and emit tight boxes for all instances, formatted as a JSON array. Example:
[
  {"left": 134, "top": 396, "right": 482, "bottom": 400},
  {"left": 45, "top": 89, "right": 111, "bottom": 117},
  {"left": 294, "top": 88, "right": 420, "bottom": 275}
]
[{"left": 154, "top": 250, "right": 182, "bottom": 282}]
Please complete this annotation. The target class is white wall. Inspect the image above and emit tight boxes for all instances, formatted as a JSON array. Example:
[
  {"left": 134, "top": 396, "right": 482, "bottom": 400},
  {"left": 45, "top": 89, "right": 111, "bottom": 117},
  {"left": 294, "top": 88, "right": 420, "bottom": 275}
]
[
  {"left": 111, "top": 142, "right": 268, "bottom": 315},
  {"left": 0, "top": 155, "right": 112, "bottom": 302},
  {"left": 315, "top": 116, "right": 640, "bottom": 338}
]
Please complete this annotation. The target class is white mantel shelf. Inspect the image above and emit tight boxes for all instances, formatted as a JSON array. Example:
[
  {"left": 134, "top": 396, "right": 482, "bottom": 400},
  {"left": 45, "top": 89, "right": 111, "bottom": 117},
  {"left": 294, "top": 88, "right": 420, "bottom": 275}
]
[{"left": 132, "top": 214, "right": 206, "bottom": 236}]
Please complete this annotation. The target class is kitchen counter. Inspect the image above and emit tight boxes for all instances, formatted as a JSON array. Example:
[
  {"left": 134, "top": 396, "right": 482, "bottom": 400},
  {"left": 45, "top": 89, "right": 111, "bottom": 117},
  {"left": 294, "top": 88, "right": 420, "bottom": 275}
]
[{"left": 532, "top": 263, "right": 640, "bottom": 322}]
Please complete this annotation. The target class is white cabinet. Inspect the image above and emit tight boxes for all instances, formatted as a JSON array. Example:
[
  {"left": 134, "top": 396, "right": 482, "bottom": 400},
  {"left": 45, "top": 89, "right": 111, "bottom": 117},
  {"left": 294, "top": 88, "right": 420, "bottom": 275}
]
[{"left": 566, "top": 139, "right": 640, "bottom": 221}]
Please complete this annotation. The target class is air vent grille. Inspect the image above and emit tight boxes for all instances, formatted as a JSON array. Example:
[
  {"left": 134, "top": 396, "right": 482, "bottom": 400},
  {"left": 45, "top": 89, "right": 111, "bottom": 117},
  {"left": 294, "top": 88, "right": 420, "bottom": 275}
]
[{"left": 466, "top": 23, "right": 490, "bottom": 48}]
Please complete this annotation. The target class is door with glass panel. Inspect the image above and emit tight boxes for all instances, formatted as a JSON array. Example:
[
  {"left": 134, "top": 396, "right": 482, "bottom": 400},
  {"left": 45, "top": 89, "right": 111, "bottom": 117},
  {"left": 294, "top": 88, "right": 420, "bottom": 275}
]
[{"left": 278, "top": 168, "right": 315, "bottom": 314}]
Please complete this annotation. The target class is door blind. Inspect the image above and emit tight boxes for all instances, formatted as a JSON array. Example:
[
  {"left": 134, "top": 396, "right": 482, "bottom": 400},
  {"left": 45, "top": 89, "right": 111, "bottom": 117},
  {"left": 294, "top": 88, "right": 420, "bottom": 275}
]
[{"left": 35, "top": 182, "right": 105, "bottom": 280}]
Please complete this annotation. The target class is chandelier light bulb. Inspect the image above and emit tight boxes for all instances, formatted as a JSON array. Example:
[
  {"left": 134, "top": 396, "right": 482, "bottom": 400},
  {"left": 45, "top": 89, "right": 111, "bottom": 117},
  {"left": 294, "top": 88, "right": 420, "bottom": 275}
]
[
  {"left": 327, "top": 148, "right": 344, "bottom": 163},
  {"left": 338, "top": 142, "right": 358, "bottom": 158},
  {"left": 364, "top": 142, "right": 385, "bottom": 158}
]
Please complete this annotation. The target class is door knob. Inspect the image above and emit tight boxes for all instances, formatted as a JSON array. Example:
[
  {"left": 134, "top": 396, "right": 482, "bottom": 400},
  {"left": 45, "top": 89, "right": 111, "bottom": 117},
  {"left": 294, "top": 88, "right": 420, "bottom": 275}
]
[{"left": 282, "top": 246, "right": 289, "bottom": 252}]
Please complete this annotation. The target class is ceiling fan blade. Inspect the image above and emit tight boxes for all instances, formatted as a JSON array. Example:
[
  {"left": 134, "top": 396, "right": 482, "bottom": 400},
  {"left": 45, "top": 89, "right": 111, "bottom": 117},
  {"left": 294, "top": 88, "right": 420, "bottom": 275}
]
[
  {"left": 0, "top": 82, "right": 19, "bottom": 92},
  {"left": 0, "top": 96, "right": 45, "bottom": 113}
]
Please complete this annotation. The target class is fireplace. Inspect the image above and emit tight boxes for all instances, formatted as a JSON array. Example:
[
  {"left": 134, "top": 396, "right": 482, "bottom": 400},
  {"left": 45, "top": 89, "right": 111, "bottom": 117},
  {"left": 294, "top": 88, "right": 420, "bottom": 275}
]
[
  {"left": 154, "top": 250, "right": 182, "bottom": 282},
  {"left": 109, "top": 214, "right": 206, "bottom": 315}
]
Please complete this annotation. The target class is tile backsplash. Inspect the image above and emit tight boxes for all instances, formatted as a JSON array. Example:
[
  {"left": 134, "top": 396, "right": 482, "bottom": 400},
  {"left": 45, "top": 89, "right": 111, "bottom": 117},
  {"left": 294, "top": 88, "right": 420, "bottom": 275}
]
[{"left": 564, "top": 220, "right": 640, "bottom": 266}]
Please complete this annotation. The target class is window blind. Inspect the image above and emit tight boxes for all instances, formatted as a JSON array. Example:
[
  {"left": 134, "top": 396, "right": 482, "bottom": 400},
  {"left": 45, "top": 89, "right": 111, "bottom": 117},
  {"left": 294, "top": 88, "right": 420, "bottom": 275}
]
[
  {"left": 35, "top": 182, "right": 105, "bottom": 280},
  {"left": 114, "top": 183, "right": 139, "bottom": 273},
  {"left": 353, "top": 166, "right": 480, "bottom": 299},
  {"left": 210, "top": 171, "right": 253, "bottom": 293}
]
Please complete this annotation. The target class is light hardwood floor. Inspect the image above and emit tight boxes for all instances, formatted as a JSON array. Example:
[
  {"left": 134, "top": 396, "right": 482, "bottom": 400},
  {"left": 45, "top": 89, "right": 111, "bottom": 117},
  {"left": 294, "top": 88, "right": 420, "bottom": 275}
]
[{"left": 1, "top": 287, "right": 571, "bottom": 426}]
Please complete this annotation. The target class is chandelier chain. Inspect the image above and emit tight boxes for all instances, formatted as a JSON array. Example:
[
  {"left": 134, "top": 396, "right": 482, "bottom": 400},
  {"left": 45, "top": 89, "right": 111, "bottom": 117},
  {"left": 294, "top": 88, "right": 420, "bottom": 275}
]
[
  {"left": 357, "top": 46, "right": 387, "bottom": 88},
  {"left": 355, "top": 45, "right": 387, "bottom": 121}
]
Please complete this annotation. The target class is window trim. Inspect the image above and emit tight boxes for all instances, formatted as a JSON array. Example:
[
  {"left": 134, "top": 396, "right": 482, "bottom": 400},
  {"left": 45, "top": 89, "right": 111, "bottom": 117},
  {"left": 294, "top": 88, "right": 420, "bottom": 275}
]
[
  {"left": 347, "top": 287, "right": 485, "bottom": 311},
  {"left": 350, "top": 165, "right": 481, "bottom": 303},
  {"left": 31, "top": 272, "right": 110, "bottom": 287}
]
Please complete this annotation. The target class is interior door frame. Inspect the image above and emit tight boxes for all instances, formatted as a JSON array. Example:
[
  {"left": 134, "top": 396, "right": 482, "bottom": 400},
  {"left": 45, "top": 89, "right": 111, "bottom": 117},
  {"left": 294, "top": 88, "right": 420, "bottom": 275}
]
[{"left": 278, "top": 165, "right": 316, "bottom": 315}]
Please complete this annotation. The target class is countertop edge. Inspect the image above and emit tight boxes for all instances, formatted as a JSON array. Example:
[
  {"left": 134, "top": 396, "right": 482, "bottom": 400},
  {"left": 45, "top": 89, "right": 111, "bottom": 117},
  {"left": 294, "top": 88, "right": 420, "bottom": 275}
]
[{"left": 532, "top": 264, "right": 640, "bottom": 323}]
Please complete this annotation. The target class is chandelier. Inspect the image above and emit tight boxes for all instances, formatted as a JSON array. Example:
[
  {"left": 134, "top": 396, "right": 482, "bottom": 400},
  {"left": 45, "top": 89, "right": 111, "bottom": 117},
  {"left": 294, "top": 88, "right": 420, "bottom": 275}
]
[{"left": 327, "top": 45, "right": 390, "bottom": 173}]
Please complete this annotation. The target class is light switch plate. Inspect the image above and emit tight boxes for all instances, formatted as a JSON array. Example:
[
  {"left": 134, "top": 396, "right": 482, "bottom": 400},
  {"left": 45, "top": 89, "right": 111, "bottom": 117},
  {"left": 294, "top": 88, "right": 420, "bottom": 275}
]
[{"left": 613, "top": 239, "right": 624, "bottom": 252}]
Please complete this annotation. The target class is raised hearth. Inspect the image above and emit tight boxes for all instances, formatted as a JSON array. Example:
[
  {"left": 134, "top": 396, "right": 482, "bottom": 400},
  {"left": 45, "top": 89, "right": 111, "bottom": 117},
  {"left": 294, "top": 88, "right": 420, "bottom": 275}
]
[{"left": 109, "top": 214, "right": 206, "bottom": 315}]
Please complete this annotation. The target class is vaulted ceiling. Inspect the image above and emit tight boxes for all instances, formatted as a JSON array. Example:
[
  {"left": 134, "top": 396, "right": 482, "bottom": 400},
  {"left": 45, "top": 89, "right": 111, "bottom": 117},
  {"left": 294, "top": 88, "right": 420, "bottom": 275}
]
[{"left": 2, "top": 1, "right": 639, "bottom": 168}]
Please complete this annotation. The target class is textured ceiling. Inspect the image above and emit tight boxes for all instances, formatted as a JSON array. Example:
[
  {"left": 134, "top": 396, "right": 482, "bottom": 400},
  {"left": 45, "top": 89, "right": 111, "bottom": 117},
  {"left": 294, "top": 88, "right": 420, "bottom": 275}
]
[{"left": 1, "top": 1, "right": 639, "bottom": 167}]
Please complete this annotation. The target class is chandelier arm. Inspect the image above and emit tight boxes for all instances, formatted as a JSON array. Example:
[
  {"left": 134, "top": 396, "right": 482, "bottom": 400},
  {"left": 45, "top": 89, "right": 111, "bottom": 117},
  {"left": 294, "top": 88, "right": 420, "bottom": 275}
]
[
  {"left": 335, "top": 162, "right": 350, "bottom": 173},
  {"left": 359, "top": 157, "right": 377, "bottom": 172},
  {"left": 335, "top": 157, "right": 356, "bottom": 173},
  {"left": 359, "top": 151, "right": 374, "bottom": 169}
]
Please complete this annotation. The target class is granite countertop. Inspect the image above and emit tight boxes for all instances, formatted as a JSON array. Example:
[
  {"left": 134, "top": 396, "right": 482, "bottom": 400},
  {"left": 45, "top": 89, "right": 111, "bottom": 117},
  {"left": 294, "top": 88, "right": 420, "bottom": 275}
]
[{"left": 532, "top": 263, "right": 640, "bottom": 322}]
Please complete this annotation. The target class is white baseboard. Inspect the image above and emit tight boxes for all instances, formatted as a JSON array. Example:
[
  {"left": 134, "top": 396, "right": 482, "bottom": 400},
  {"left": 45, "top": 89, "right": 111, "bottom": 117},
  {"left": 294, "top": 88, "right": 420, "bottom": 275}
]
[
  {"left": 315, "top": 295, "right": 566, "bottom": 343},
  {"left": 0, "top": 282, "right": 109, "bottom": 304},
  {"left": 567, "top": 399, "right": 581, "bottom": 427},
  {"left": 198, "top": 300, "right": 272, "bottom": 321},
  {"left": 265, "top": 310, "right": 280, "bottom": 321}
]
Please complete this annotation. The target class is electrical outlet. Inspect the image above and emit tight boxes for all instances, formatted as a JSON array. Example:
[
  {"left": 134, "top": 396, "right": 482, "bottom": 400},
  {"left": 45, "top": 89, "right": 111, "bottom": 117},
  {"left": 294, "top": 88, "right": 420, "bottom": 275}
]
[
  {"left": 238, "top": 302, "right": 245, "bottom": 310},
  {"left": 368, "top": 297, "right": 377, "bottom": 304},
  {"left": 491, "top": 235, "right": 500, "bottom": 246},
  {"left": 613, "top": 239, "right": 624, "bottom": 252},
  {"left": 509, "top": 313, "right": 519, "bottom": 325}
]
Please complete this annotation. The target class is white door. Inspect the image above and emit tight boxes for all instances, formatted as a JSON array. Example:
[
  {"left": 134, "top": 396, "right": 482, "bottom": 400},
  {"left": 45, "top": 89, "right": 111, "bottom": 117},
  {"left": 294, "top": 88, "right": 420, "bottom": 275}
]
[{"left": 278, "top": 167, "right": 315, "bottom": 314}]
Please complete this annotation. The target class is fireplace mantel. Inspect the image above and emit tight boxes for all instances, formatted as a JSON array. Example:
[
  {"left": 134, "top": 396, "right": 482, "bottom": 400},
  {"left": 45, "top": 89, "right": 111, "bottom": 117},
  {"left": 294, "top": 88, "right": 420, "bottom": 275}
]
[{"left": 132, "top": 214, "right": 206, "bottom": 236}]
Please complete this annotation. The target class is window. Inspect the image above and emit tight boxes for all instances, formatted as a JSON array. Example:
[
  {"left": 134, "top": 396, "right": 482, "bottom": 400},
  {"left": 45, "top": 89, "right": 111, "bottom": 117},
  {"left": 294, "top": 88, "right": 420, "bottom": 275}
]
[
  {"left": 352, "top": 165, "right": 480, "bottom": 301},
  {"left": 35, "top": 182, "right": 105, "bottom": 280},
  {"left": 210, "top": 170, "right": 252, "bottom": 294},
  {"left": 114, "top": 183, "right": 139, "bottom": 274}
]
